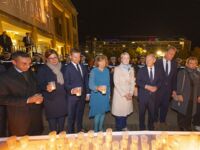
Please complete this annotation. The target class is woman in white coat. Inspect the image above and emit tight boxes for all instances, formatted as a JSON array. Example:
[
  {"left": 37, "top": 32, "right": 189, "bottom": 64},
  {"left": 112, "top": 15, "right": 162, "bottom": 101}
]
[{"left": 112, "top": 52, "right": 136, "bottom": 131}]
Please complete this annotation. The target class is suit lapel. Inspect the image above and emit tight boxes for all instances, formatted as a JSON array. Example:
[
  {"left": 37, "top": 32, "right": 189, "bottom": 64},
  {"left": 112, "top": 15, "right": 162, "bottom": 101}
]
[{"left": 70, "top": 63, "right": 83, "bottom": 80}]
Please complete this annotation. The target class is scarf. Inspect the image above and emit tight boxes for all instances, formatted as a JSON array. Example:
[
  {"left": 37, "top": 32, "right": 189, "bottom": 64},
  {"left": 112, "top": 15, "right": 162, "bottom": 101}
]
[
  {"left": 119, "top": 63, "right": 131, "bottom": 71},
  {"left": 46, "top": 62, "right": 64, "bottom": 85}
]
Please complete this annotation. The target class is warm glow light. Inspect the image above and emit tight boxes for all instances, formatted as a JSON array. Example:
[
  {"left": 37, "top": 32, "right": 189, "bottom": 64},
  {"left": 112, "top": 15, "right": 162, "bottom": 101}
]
[
  {"left": 131, "top": 41, "right": 135, "bottom": 44},
  {"left": 85, "top": 50, "right": 89, "bottom": 53},
  {"left": 12, "top": 40, "right": 17, "bottom": 46},
  {"left": 6, "top": 30, "right": 19, "bottom": 35},
  {"left": 156, "top": 50, "right": 164, "bottom": 57},
  {"left": 122, "top": 44, "right": 126, "bottom": 48}
]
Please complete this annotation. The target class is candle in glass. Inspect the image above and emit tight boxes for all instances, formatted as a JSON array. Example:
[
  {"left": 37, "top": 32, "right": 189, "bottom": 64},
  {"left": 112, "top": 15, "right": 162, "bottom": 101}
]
[
  {"left": 112, "top": 141, "right": 119, "bottom": 150},
  {"left": 6, "top": 136, "right": 17, "bottom": 150},
  {"left": 19, "top": 136, "right": 29, "bottom": 149}
]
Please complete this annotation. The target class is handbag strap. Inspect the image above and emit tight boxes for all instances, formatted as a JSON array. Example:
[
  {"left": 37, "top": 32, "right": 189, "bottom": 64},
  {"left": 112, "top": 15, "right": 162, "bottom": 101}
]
[{"left": 180, "top": 70, "right": 186, "bottom": 93}]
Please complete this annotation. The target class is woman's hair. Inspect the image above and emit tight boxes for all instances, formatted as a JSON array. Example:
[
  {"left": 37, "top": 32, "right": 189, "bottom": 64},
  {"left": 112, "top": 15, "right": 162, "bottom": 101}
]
[
  {"left": 94, "top": 55, "right": 108, "bottom": 67},
  {"left": 186, "top": 56, "right": 198, "bottom": 65},
  {"left": 44, "top": 49, "right": 58, "bottom": 59},
  {"left": 120, "top": 52, "right": 130, "bottom": 59}
]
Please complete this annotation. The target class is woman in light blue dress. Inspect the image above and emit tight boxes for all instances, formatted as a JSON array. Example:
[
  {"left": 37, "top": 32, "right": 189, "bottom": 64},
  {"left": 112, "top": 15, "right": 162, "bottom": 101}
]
[{"left": 89, "top": 55, "right": 110, "bottom": 132}]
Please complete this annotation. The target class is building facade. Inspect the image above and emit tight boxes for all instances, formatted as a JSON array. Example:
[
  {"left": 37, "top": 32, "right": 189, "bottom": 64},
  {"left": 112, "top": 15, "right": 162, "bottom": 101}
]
[
  {"left": 0, "top": 0, "right": 78, "bottom": 56},
  {"left": 85, "top": 36, "right": 191, "bottom": 58}
]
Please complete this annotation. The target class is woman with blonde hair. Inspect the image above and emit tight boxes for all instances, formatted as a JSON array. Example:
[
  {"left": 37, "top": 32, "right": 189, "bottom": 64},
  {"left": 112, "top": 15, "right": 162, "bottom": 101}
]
[
  {"left": 89, "top": 55, "right": 110, "bottom": 132},
  {"left": 112, "top": 52, "right": 136, "bottom": 131}
]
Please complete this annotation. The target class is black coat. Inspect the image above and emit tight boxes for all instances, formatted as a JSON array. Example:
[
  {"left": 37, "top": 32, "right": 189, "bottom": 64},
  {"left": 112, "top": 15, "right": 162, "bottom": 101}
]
[
  {"left": 0, "top": 67, "right": 43, "bottom": 136},
  {"left": 0, "top": 35, "right": 12, "bottom": 52},
  {"left": 37, "top": 65, "right": 67, "bottom": 119}
]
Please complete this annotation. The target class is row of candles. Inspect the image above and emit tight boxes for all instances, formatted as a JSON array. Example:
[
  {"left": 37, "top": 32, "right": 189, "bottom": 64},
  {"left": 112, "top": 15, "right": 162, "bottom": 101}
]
[{"left": 5, "top": 128, "right": 200, "bottom": 150}]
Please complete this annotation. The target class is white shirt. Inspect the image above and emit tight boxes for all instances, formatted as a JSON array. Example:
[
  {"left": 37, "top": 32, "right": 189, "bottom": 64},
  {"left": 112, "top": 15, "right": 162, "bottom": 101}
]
[
  {"left": 163, "top": 58, "right": 171, "bottom": 75},
  {"left": 147, "top": 66, "right": 155, "bottom": 80},
  {"left": 14, "top": 66, "right": 23, "bottom": 73},
  {"left": 71, "top": 62, "right": 83, "bottom": 77}
]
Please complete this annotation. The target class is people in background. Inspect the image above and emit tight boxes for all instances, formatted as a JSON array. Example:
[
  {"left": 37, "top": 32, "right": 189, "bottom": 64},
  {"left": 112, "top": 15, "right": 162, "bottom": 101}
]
[
  {"left": 112, "top": 52, "right": 135, "bottom": 131},
  {"left": 64, "top": 49, "right": 90, "bottom": 133},
  {"left": 174, "top": 57, "right": 200, "bottom": 131},
  {"left": 89, "top": 55, "right": 110, "bottom": 132},
  {"left": 37, "top": 49, "right": 67, "bottom": 133},
  {"left": 0, "top": 52, "right": 12, "bottom": 70},
  {"left": 137, "top": 54, "right": 162, "bottom": 130},
  {"left": 23, "top": 32, "right": 34, "bottom": 53},
  {"left": 108, "top": 56, "right": 118, "bottom": 96},
  {"left": 154, "top": 46, "right": 177, "bottom": 130},
  {"left": 0, "top": 31, "right": 12, "bottom": 53},
  {"left": 0, "top": 51, "right": 43, "bottom": 136}
]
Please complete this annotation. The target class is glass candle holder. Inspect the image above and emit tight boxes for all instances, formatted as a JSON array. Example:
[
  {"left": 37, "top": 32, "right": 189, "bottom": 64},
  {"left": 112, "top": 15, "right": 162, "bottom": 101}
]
[
  {"left": 49, "top": 131, "right": 57, "bottom": 143},
  {"left": 6, "top": 136, "right": 17, "bottom": 150},
  {"left": 112, "top": 141, "right": 119, "bottom": 150},
  {"left": 19, "top": 136, "right": 29, "bottom": 149}
]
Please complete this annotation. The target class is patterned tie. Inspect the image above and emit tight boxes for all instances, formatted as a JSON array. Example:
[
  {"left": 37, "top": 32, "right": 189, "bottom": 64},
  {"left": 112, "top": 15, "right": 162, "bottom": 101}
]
[{"left": 165, "top": 61, "right": 169, "bottom": 76}]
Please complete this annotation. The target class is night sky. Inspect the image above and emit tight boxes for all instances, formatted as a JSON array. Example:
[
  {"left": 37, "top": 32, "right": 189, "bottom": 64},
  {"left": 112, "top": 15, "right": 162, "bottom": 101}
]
[{"left": 72, "top": 0, "right": 200, "bottom": 47}]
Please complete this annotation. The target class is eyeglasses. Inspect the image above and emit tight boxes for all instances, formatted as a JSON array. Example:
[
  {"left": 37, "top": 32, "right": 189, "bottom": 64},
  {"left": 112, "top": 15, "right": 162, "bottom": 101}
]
[{"left": 48, "top": 57, "right": 58, "bottom": 60}]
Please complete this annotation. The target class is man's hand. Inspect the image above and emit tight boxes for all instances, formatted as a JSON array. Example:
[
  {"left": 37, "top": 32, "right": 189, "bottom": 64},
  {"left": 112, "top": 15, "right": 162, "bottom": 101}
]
[
  {"left": 71, "top": 88, "right": 78, "bottom": 94},
  {"left": 27, "top": 94, "right": 43, "bottom": 104},
  {"left": 46, "top": 84, "right": 53, "bottom": 92},
  {"left": 86, "top": 94, "right": 90, "bottom": 101},
  {"left": 145, "top": 85, "right": 157, "bottom": 93}
]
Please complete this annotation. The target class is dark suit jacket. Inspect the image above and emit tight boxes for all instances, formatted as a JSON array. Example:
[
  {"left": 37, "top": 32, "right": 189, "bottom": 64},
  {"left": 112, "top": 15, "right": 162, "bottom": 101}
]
[
  {"left": 136, "top": 66, "right": 162, "bottom": 101},
  {"left": 63, "top": 62, "right": 89, "bottom": 101},
  {"left": 0, "top": 35, "right": 12, "bottom": 52},
  {"left": 37, "top": 64, "right": 67, "bottom": 119},
  {"left": 0, "top": 67, "right": 43, "bottom": 136},
  {"left": 156, "top": 59, "right": 177, "bottom": 94},
  {"left": 23, "top": 36, "right": 33, "bottom": 47},
  {"left": 0, "top": 65, "right": 5, "bottom": 73}
]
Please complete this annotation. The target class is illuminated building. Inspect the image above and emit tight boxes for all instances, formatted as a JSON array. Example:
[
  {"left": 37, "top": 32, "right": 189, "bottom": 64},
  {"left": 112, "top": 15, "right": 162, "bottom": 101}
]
[
  {"left": 0, "top": 0, "right": 79, "bottom": 56},
  {"left": 85, "top": 36, "right": 191, "bottom": 57}
]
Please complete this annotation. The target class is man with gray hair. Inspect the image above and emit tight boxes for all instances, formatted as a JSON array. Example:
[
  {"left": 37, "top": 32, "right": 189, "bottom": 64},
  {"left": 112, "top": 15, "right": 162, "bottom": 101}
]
[{"left": 136, "top": 54, "right": 162, "bottom": 130}]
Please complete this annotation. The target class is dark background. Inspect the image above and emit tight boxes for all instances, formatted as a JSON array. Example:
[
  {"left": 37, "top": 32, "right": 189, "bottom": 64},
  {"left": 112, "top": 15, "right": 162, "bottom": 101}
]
[{"left": 72, "top": 0, "right": 200, "bottom": 47}]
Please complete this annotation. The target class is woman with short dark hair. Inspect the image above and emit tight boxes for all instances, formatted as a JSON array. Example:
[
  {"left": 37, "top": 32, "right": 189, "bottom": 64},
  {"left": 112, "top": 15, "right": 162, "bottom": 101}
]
[
  {"left": 175, "top": 57, "right": 200, "bottom": 131},
  {"left": 37, "top": 49, "right": 67, "bottom": 133}
]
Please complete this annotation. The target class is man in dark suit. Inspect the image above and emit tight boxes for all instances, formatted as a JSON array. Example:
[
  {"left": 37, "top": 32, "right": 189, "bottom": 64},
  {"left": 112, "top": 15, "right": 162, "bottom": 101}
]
[
  {"left": 137, "top": 54, "right": 162, "bottom": 130},
  {"left": 0, "top": 51, "right": 43, "bottom": 136},
  {"left": 64, "top": 49, "right": 90, "bottom": 133},
  {"left": 0, "top": 31, "right": 12, "bottom": 53},
  {"left": 0, "top": 65, "right": 6, "bottom": 137},
  {"left": 23, "top": 32, "right": 34, "bottom": 53},
  {"left": 154, "top": 46, "right": 177, "bottom": 130}
]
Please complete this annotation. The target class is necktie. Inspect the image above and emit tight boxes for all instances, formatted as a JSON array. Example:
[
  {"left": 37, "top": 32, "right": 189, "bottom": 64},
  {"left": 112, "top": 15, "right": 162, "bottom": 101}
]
[
  {"left": 165, "top": 61, "right": 169, "bottom": 76},
  {"left": 150, "top": 68, "right": 153, "bottom": 82},
  {"left": 76, "top": 64, "right": 83, "bottom": 78},
  {"left": 22, "top": 72, "right": 28, "bottom": 81}
]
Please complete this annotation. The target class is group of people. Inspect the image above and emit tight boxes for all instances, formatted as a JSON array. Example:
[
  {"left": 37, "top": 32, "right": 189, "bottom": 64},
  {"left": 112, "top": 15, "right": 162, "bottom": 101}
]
[
  {"left": 0, "top": 31, "right": 34, "bottom": 53},
  {"left": 0, "top": 46, "right": 200, "bottom": 138}
]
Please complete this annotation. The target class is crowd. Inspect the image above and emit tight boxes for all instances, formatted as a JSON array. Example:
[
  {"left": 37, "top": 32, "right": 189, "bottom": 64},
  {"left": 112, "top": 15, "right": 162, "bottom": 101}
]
[{"left": 0, "top": 46, "right": 200, "bottom": 138}]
